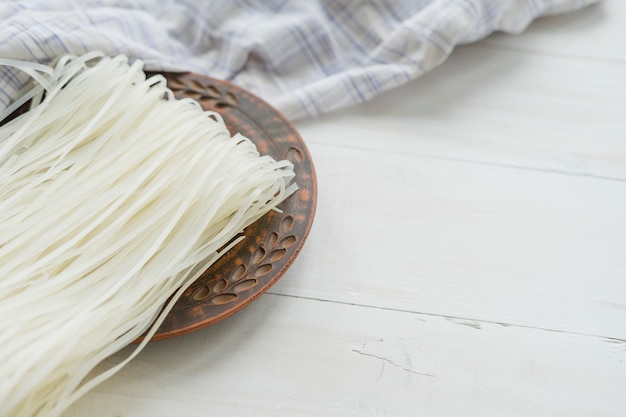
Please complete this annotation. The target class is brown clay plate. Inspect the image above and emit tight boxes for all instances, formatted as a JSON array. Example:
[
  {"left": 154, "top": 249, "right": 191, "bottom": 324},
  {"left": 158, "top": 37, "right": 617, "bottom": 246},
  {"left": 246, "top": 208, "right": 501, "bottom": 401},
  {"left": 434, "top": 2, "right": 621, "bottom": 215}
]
[{"left": 146, "top": 72, "right": 316, "bottom": 341}]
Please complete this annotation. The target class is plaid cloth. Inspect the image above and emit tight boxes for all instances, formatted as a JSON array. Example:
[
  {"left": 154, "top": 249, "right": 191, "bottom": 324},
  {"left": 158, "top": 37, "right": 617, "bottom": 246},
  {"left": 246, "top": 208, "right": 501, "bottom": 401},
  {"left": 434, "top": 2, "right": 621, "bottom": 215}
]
[{"left": 0, "top": 0, "right": 599, "bottom": 120}]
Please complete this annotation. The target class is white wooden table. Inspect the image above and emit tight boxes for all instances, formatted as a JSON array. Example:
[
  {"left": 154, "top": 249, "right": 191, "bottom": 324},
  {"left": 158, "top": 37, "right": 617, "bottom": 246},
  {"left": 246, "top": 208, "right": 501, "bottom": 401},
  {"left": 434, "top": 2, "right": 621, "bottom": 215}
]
[{"left": 68, "top": 2, "right": 626, "bottom": 416}]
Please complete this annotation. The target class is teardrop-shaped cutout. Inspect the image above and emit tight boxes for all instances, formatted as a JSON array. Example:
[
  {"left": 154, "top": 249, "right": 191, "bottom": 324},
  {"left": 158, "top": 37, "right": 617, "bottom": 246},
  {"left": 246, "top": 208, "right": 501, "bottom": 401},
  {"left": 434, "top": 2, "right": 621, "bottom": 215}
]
[
  {"left": 266, "top": 232, "right": 279, "bottom": 248},
  {"left": 279, "top": 215, "right": 294, "bottom": 234},
  {"left": 213, "top": 279, "right": 228, "bottom": 293},
  {"left": 276, "top": 235, "right": 297, "bottom": 250},
  {"left": 251, "top": 247, "right": 265, "bottom": 265},
  {"left": 186, "top": 92, "right": 201, "bottom": 101},
  {"left": 167, "top": 79, "right": 184, "bottom": 93},
  {"left": 209, "top": 293, "right": 238, "bottom": 305},
  {"left": 189, "top": 78, "right": 207, "bottom": 91},
  {"left": 207, "top": 85, "right": 221, "bottom": 97},
  {"left": 230, "top": 264, "right": 247, "bottom": 282},
  {"left": 192, "top": 286, "right": 210, "bottom": 301},
  {"left": 252, "top": 264, "right": 272, "bottom": 278},
  {"left": 225, "top": 92, "right": 238, "bottom": 105},
  {"left": 269, "top": 248, "right": 287, "bottom": 262},
  {"left": 285, "top": 146, "right": 303, "bottom": 163},
  {"left": 233, "top": 279, "right": 258, "bottom": 293}
]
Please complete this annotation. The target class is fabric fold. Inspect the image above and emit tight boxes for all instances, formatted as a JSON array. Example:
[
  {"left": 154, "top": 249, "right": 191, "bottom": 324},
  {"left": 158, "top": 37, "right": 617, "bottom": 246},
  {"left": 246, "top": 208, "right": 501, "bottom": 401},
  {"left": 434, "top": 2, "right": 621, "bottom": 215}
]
[{"left": 0, "top": 0, "right": 601, "bottom": 120}]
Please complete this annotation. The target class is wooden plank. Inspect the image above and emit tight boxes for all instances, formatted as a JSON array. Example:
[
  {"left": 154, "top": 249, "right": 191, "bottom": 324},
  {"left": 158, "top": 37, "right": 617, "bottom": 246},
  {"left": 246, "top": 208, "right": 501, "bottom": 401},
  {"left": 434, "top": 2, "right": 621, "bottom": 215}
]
[
  {"left": 294, "top": 44, "right": 626, "bottom": 180},
  {"left": 66, "top": 294, "right": 626, "bottom": 417},
  {"left": 483, "top": 2, "right": 625, "bottom": 63},
  {"left": 271, "top": 142, "right": 626, "bottom": 338}
]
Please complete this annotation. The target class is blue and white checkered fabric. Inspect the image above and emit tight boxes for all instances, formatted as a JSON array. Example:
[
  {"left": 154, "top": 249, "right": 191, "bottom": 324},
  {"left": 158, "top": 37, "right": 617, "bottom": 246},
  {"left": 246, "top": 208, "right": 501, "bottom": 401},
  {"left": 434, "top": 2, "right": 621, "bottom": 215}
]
[{"left": 0, "top": 0, "right": 599, "bottom": 120}]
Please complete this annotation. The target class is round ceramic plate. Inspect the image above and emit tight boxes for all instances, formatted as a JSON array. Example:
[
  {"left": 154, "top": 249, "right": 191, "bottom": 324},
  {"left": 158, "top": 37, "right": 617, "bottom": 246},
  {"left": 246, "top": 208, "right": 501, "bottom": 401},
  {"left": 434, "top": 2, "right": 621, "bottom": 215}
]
[{"left": 144, "top": 73, "right": 316, "bottom": 341}]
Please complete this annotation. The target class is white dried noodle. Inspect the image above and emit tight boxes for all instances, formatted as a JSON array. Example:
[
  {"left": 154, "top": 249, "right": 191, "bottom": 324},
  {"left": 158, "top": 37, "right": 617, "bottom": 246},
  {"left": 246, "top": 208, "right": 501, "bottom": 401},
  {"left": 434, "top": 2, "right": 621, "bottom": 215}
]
[{"left": 0, "top": 52, "right": 296, "bottom": 417}]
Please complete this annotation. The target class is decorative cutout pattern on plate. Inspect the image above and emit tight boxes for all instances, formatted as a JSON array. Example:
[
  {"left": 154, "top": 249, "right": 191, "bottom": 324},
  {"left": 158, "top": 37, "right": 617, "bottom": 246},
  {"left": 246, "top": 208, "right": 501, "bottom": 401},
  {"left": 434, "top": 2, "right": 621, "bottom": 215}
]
[
  {"left": 186, "top": 214, "right": 297, "bottom": 307},
  {"left": 146, "top": 73, "right": 316, "bottom": 341},
  {"left": 166, "top": 75, "right": 239, "bottom": 110}
]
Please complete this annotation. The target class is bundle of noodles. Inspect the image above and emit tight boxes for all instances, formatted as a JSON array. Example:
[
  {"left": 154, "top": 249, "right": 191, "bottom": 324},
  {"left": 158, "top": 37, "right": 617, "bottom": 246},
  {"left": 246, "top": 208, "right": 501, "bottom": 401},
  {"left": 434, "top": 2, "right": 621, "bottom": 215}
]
[{"left": 0, "top": 53, "right": 296, "bottom": 417}]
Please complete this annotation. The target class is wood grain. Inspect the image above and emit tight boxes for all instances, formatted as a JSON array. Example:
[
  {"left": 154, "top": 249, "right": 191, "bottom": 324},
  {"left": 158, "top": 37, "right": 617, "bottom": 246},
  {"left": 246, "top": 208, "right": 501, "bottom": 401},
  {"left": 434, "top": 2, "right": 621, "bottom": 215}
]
[
  {"left": 272, "top": 141, "right": 626, "bottom": 338},
  {"left": 294, "top": 45, "right": 626, "bottom": 180},
  {"left": 66, "top": 294, "right": 626, "bottom": 417}
]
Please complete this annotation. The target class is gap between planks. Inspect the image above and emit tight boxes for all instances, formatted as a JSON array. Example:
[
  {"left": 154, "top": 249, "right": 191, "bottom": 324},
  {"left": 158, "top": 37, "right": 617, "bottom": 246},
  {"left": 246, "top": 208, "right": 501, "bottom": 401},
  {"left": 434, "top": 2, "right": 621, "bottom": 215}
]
[
  {"left": 304, "top": 141, "right": 626, "bottom": 183},
  {"left": 265, "top": 292, "right": 626, "bottom": 344}
]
